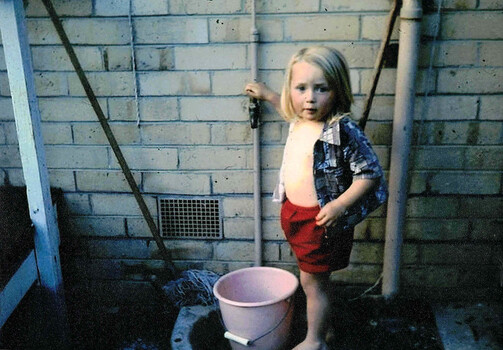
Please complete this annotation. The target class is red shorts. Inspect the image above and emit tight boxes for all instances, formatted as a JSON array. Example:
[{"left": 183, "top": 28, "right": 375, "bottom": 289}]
[{"left": 280, "top": 199, "right": 354, "bottom": 274}]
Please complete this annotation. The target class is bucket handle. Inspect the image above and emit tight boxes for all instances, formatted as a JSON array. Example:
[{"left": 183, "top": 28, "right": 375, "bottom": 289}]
[
  {"left": 224, "top": 331, "right": 251, "bottom": 346},
  {"left": 220, "top": 296, "right": 294, "bottom": 347}
]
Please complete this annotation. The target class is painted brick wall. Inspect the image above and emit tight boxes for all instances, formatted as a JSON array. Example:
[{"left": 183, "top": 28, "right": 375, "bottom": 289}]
[{"left": 0, "top": 0, "right": 501, "bottom": 302}]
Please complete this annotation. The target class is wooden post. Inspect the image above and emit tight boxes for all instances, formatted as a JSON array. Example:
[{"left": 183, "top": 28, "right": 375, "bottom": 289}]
[{"left": 0, "top": 0, "right": 69, "bottom": 345}]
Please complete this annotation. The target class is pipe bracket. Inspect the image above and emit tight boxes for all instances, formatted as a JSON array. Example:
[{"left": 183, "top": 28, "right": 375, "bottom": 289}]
[
  {"left": 400, "top": 3, "right": 423, "bottom": 19},
  {"left": 250, "top": 31, "right": 259, "bottom": 41},
  {"left": 400, "top": 7, "right": 423, "bottom": 19}
]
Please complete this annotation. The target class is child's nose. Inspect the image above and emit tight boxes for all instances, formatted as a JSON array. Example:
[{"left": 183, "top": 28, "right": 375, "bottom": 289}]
[{"left": 305, "top": 88, "right": 315, "bottom": 102}]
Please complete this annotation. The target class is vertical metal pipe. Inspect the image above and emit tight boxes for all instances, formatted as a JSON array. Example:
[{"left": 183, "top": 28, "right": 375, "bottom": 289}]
[
  {"left": 382, "top": 0, "right": 423, "bottom": 299},
  {"left": 251, "top": 0, "right": 262, "bottom": 266},
  {"left": 253, "top": 124, "right": 262, "bottom": 267}
]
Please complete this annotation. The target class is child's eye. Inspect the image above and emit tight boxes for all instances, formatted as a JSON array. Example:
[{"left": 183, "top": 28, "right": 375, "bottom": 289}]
[
  {"left": 315, "top": 86, "right": 329, "bottom": 92},
  {"left": 295, "top": 86, "right": 306, "bottom": 92}
]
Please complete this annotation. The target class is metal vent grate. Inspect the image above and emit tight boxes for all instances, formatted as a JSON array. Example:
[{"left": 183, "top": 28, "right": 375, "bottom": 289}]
[{"left": 158, "top": 197, "right": 222, "bottom": 239}]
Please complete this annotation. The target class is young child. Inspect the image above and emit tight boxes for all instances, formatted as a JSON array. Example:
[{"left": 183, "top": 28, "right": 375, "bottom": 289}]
[{"left": 245, "top": 46, "right": 387, "bottom": 350}]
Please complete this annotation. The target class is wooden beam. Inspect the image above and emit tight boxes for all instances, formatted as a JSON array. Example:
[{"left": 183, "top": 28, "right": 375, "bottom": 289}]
[
  {"left": 0, "top": 250, "right": 38, "bottom": 328},
  {"left": 0, "top": 0, "right": 69, "bottom": 341},
  {"left": 359, "top": 0, "right": 400, "bottom": 131},
  {"left": 41, "top": 0, "right": 177, "bottom": 278}
]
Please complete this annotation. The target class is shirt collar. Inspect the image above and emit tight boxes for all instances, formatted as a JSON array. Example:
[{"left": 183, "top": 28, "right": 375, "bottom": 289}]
[{"left": 319, "top": 115, "right": 344, "bottom": 145}]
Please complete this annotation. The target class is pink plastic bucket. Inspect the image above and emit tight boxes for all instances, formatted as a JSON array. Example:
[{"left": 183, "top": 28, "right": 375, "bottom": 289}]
[{"left": 213, "top": 267, "right": 299, "bottom": 350}]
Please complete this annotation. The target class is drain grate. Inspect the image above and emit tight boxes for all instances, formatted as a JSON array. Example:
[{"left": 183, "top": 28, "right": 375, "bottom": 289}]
[{"left": 158, "top": 197, "right": 222, "bottom": 239}]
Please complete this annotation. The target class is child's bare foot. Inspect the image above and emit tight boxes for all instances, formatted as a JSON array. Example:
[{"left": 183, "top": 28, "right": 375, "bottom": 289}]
[{"left": 292, "top": 339, "right": 329, "bottom": 350}]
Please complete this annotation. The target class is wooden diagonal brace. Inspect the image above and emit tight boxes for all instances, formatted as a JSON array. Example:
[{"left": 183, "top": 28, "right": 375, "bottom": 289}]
[
  {"left": 41, "top": 0, "right": 177, "bottom": 278},
  {"left": 359, "top": 0, "right": 401, "bottom": 131}
]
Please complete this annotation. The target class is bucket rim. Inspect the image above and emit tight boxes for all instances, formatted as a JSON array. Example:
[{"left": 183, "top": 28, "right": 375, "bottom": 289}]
[{"left": 213, "top": 266, "right": 299, "bottom": 308}]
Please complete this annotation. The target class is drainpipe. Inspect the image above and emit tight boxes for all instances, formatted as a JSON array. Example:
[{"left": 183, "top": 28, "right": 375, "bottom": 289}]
[
  {"left": 250, "top": 0, "right": 262, "bottom": 266},
  {"left": 382, "top": 0, "right": 423, "bottom": 299}
]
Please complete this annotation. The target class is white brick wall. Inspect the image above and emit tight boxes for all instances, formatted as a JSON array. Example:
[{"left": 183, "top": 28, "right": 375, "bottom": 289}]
[
  {"left": 248, "top": 0, "right": 319, "bottom": 14},
  {"left": 179, "top": 147, "right": 248, "bottom": 170},
  {"left": 180, "top": 97, "right": 245, "bottom": 121},
  {"left": 69, "top": 72, "right": 135, "bottom": 96},
  {"left": 479, "top": 95, "right": 503, "bottom": 120},
  {"left": 32, "top": 47, "right": 103, "bottom": 71},
  {"left": 134, "top": 17, "right": 208, "bottom": 44},
  {"left": 26, "top": 0, "right": 92, "bottom": 16},
  {"left": 94, "top": 0, "right": 169, "bottom": 16},
  {"left": 0, "top": 146, "right": 20, "bottom": 167},
  {"left": 175, "top": 45, "right": 247, "bottom": 70},
  {"left": 441, "top": 12, "right": 503, "bottom": 39},
  {"left": 478, "top": 0, "right": 503, "bottom": 9},
  {"left": 41, "top": 123, "right": 73, "bottom": 144},
  {"left": 105, "top": 46, "right": 132, "bottom": 71},
  {"left": 45, "top": 146, "right": 109, "bottom": 168},
  {"left": 0, "top": 97, "right": 14, "bottom": 120},
  {"left": 212, "top": 171, "right": 254, "bottom": 194},
  {"left": 209, "top": 17, "right": 284, "bottom": 43},
  {"left": 170, "top": 0, "right": 242, "bottom": 15},
  {"left": 35, "top": 72, "right": 68, "bottom": 96},
  {"left": 109, "top": 146, "right": 178, "bottom": 170},
  {"left": 361, "top": 15, "right": 400, "bottom": 41},
  {"left": 1, "top": 0, "right": 501, "bottom": 294},
  {"left": 76, "top": 170, "right": 141, "bottom": 191},
  {"left": 141, "top": 123, "right": 211, "bottom": 144},
  {"left": 39, "top": 97, "right": 107, "bottom": 121},
  {"left": 90, "top": 193, "right": 157, "bottom": 215},
  {"left": 480, "top": 41, "right": 503, "bottom": 66},
  {"left": 285, "top": 15, "right": 359, "bottom": 41},
  {"left": 211, "top": 122, "right": 252, "bottom": 144},
  {"left": 437, "top": 68, "right": 503, "bottom": 93},
  {"left": 417, "top": 96, "right": 478, "bottom": 120},
  {"left": 143, "top": 172, "right": 211, "bottom": 194},
  {"left": 72, "top": 123, "right": 141, "bottom": 145},
  {"left": 139, "top": 71, "right": 211, "bottom": 95},
  {"left": 135, "top": 47, "right": 175, "bottom": 71}
]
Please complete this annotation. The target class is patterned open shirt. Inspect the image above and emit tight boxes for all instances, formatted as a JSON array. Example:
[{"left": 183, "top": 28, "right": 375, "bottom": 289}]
[{"left": 274, "top": 115, "right": 388, "bottom": 231}]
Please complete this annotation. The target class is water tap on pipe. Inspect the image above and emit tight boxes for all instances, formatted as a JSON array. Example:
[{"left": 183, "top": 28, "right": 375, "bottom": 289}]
[{"left": 249, "top": 97, "right": 260, "bottom": 129}]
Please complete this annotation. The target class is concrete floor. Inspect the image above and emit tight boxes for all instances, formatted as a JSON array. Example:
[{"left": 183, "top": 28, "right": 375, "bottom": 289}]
[
  {"left": 171, "top": 297, "right": 503, "bottom": 350},
  {"left": 2, "top": 285, "right": 501, "bottom": 349},
  {"left": 434, "top": 301, "right": 502, "bottom": 350}
]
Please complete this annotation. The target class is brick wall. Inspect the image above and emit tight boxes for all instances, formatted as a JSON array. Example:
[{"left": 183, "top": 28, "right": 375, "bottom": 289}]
[{"left": 0, "top": 0, "right": 501, "bottom": 303}]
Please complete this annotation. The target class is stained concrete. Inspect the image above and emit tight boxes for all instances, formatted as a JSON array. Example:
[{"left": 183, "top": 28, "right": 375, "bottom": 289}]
[
  {"left": 434, "top": 301, "right": 502, "bottom": 350},
  {"left": 171, "top": 297, "right": 503, "bottom": 350},
  {"left": 2, "top": 285, "right": 501, "bottom": 349}
]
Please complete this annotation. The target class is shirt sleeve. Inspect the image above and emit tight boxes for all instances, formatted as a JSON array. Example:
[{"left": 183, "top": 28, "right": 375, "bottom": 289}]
[{"left": 342, "top": 119, "right": 384, "bottom": 180}]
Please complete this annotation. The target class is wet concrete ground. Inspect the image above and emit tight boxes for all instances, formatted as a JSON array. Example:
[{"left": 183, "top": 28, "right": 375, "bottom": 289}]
[
  {"left": 0, "top": 286, "right": 177, "bottom": 350},
  {"left": 322, "top": 296, "right": 444, "bottom": 350},
  {"left": 180, "top": 292, "right": 445, "bottom": 350},
  {"left": 175, "top": 289, "right": 502, "bottom": 350},
  {"left": 434, "top": 301, "right": 502, "bottom": 350},
  {"left": 1, "top": 285, "right": 501, "bottom": 349}
]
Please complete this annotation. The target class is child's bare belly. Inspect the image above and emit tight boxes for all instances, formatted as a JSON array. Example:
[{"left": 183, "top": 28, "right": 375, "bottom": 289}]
[
  {"left": 283, "top": 121, "right": 323, "bottom": 207},
  {"left": 284, "top": 164, "right": 318, "bottom": 207}
]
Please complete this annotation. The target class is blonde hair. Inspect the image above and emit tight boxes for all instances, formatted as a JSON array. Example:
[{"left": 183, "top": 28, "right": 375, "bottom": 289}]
[{"left": 280, "top": 46, "right": 353, "bottom": 122}]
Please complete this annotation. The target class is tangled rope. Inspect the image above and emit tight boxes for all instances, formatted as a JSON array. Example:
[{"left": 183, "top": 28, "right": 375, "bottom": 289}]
[{"left": 161, "top": 269, "right": 221, "bottom": 308}]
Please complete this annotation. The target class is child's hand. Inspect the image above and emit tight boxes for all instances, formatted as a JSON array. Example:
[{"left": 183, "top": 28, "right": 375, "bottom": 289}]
[
  {"left": 316, "top": 179, "right": 377, "bottom": 227},
  {"left": 245, "top": 82, "right": 277, "bottom": 102},
  {"left": 316, "top": 200, "right": 347, "bottom": 227}
]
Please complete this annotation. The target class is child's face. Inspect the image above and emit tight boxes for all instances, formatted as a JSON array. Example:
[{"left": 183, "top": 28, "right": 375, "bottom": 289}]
[{"left": 290, "top": 61, "right": 334, "bottom": 122}]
